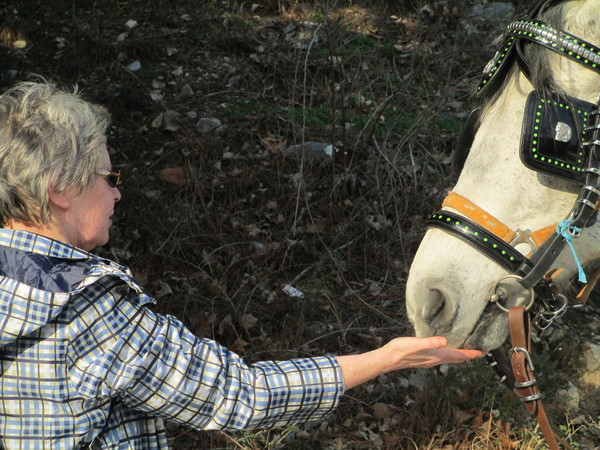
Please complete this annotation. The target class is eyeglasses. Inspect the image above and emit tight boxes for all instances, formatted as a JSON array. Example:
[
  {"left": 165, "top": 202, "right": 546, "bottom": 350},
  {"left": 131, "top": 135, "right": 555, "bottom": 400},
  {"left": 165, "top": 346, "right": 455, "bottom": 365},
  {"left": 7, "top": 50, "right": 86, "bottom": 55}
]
[{"left": 97, "top": 169, "right": 122, "bottom": 188}]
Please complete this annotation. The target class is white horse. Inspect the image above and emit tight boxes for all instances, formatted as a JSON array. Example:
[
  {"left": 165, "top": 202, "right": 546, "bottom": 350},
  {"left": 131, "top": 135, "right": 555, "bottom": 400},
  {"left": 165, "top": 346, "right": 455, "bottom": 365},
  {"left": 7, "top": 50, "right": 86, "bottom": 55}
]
[{"left": 406, "top": 0, "right": 600, "bottom": 352}]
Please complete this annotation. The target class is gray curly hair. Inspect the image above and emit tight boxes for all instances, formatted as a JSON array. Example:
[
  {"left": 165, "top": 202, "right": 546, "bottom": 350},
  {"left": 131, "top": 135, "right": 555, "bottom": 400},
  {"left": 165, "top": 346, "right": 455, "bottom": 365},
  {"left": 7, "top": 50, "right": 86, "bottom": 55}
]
[{"left": 0, "top": 81, "right": 110, "bottom": 226}]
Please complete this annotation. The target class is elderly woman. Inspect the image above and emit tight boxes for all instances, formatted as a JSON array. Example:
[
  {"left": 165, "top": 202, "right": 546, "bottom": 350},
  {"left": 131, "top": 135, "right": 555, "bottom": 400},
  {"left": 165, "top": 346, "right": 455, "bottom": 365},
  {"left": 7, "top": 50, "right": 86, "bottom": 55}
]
[{"left": 0, "top": 81, "right": 483, "bottom": 448}]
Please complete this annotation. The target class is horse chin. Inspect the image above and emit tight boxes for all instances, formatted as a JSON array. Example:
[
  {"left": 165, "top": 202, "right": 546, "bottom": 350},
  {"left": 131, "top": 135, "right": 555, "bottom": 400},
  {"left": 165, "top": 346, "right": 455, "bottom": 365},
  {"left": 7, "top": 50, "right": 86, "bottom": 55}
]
[{"left": 461, "top": 309, "right": 509, "bottom": 352}]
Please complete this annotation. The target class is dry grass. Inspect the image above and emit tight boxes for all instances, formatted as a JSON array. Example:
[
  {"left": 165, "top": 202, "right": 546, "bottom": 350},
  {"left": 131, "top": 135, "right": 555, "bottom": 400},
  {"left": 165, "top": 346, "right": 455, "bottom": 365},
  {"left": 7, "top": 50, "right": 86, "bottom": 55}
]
[{"left": 1, "top": 0, "right": 599, "bottom": 448}]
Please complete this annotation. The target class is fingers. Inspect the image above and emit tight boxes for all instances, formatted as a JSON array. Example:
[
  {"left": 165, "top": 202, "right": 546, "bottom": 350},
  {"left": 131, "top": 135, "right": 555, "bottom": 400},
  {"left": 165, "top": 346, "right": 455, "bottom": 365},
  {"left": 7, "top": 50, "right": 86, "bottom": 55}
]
[
  {"left": 394, "top": 336, "right": 448, "bottom": 351},
  {"left": 403, "top": 337, "right": 486, "bottom": 365},
  {"left": 435, "top": 348, "right": 486, "bottom": 363},
  {"left": 411, "top": 336, "right": 484, "bottom": 356},
  {"left": 409, "top": 348, "right": 484, "bottom": 369},
  {"left": 458, "top": 349, "right": 487, "bottom": 358},
  {"left": 425, "top": 336, "right": 448, "bottom": 349}
]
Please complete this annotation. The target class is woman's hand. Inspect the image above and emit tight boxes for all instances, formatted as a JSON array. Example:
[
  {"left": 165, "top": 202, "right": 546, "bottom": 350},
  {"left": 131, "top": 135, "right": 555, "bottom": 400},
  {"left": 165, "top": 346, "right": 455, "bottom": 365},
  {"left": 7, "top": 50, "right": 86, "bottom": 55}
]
[{"left": 336, "top": 336, "right": 485, "bottom": 390}]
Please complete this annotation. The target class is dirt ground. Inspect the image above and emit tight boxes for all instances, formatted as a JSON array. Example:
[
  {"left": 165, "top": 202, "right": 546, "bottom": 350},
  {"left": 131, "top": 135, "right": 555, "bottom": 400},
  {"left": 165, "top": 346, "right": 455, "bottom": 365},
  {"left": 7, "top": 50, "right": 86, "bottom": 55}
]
[{"left": 1, "top": 0, "right": 599, "bottom": 448}]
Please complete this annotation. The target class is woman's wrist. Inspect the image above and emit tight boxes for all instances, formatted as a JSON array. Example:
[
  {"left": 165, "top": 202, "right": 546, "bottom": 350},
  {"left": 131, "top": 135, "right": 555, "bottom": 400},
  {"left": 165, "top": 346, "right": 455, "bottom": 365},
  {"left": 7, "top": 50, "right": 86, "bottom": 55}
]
[{"left": 336, "top": 347, "right": 388, "bottom": 390}]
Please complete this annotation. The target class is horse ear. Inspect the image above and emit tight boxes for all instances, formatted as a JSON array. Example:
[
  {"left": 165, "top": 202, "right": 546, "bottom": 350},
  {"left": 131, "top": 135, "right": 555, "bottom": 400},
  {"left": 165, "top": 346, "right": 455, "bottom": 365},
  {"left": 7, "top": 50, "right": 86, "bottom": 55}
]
[{"left": 452, "top": 108, "right": 482, "bottom": 176}]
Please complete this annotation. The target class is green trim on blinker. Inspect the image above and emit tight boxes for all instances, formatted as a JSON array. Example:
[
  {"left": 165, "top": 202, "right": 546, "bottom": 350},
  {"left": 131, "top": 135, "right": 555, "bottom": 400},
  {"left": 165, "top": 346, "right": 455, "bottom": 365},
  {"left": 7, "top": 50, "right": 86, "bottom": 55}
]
[
  {"left": 477, "top": 36, "right": 517, "bottom": 92},
  {"left": 526, "top": 97, "right": 588, "bottom": 174}
]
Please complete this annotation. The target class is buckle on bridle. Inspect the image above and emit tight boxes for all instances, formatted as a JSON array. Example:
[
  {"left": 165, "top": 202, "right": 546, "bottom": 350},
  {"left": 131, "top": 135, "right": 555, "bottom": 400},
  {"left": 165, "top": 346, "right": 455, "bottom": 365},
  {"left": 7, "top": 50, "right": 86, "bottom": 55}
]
[
  {"left": 510, "top": 346, "right": 535, "bottom": 372},
  {"left": 508, "top": 228, "right": 536, "bottom": 250}
]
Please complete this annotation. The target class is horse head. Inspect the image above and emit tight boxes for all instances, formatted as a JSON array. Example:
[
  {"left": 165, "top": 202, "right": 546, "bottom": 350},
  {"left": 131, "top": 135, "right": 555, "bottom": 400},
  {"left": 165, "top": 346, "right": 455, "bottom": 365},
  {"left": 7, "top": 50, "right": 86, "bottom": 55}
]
[{"left": 406, "top": 0, "right": 600, "bottom": 352}]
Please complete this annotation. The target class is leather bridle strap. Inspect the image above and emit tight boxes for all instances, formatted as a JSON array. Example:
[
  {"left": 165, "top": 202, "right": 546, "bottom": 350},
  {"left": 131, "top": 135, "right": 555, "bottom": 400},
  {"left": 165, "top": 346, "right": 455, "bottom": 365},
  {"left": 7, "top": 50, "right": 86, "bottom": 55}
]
[
  {"left": 509, "top": 307, "right": 570, "bottom": 449},
  {"left": 443, "top": 192, "right": 557, "bottom": 248},
  {"left": 509, "top": 20, "right": 600, "bottom": 78},
  {"left": 438, "top": 192, "right": 577, "bottom": 291},
  {"left": 442, "top": 192, "right": 516, "bottom": 242},
  {"left": 427, "top": 211, "right": 528, "bottom": 273},
  {"left": 575, "top": 266, "right": 600, "bottom": 304}
]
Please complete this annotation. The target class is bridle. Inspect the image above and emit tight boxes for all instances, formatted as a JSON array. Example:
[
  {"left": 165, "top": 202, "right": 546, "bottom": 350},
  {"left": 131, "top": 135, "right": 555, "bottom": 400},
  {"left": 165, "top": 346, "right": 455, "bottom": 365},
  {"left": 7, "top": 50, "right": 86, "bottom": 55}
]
[
  {"left": 425, "top": 1, "right": 600, "bottom": 448},
  {"left": 432, "top": 0, "right": 600, "bottom": 319}
]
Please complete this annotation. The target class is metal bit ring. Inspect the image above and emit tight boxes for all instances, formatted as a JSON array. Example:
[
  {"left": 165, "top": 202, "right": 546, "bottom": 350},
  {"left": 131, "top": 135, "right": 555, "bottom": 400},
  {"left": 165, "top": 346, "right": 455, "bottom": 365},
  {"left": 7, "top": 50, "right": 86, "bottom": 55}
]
[{"left": 490, "top": 274, "right": 535, "bottom": 313}]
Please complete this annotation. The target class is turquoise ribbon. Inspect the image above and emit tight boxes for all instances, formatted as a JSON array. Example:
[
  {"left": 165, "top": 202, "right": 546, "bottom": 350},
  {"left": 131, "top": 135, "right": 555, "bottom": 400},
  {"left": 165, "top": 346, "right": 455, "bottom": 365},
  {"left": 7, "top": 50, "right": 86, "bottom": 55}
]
[{"left": 556, "top": 219, "right": 587, "bottom": 283}]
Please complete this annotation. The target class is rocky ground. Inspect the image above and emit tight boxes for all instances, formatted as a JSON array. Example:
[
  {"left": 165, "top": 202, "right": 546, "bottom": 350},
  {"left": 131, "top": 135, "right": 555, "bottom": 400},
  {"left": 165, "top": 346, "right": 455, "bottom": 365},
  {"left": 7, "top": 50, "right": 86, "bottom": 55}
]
[{"left": 1, "top": 0, "right": 599, "bottom": 448}]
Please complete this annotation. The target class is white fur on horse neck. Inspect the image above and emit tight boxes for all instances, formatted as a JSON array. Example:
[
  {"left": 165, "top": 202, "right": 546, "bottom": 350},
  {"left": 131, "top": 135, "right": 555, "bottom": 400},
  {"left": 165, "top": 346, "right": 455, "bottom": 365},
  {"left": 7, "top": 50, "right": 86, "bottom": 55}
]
[{"left": 406, "top": 0, "right": 600, "bottom": 352}]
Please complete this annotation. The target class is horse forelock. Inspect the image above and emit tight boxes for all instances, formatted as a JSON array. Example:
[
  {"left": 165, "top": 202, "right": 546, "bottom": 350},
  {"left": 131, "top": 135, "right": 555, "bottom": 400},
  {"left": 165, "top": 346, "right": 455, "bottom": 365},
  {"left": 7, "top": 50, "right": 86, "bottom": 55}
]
[
  {"left": 480, "top": 0, "right": 600, "bottom": 108},
  {"left": 523, "top": 3, "right": 566, "bottom": 96}
]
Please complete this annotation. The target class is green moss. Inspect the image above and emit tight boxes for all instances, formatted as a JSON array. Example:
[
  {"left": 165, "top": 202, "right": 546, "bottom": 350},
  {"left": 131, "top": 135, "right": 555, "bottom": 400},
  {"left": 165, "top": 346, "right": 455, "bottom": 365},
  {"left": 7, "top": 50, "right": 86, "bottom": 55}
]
[
  {"left": 436, "top": 112, "right": 463, "bottom": 133},
  {"left": 218, "top": 97, "right": 267, "bottom": 118}
]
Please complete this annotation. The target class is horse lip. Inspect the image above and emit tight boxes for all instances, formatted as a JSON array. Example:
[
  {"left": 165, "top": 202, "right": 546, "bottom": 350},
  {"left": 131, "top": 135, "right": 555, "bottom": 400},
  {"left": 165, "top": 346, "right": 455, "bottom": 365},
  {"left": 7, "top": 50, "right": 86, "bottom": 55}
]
[
  {"left": 461, "top": 304, "right": 506, "bottom": 351},
  {"left": 460, "top": 280, "right": 530, "bottom": 350}
]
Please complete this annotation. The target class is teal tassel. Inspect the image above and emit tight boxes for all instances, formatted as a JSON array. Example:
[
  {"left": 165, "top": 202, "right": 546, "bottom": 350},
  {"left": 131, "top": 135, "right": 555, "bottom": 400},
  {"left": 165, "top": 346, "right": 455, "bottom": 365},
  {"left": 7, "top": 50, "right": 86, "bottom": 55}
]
[{"left": 556, "top": 219, "right": 587, "bottom": 283}]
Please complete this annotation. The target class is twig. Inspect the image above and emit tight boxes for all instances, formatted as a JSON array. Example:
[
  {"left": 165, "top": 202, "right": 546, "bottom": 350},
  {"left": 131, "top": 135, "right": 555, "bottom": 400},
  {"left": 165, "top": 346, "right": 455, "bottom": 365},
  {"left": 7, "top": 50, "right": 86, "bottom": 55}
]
[{"left": 215, "top": 431, "right": 247, "bottom": 450}]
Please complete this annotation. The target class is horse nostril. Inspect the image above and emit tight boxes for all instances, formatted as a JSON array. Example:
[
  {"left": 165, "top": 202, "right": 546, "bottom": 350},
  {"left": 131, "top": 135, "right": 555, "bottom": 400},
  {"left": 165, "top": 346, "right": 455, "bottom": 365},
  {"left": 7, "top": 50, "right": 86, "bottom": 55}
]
[{"left": 422, "top": 289, "right": 446, "bottom": 325}]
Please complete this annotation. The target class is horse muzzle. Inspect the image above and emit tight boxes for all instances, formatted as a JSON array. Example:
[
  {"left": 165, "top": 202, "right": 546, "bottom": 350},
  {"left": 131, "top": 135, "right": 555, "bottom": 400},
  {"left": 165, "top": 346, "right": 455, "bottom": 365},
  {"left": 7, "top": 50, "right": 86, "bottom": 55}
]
[{"left": 407, "top": 258, "right": 535, "bottom": 352}]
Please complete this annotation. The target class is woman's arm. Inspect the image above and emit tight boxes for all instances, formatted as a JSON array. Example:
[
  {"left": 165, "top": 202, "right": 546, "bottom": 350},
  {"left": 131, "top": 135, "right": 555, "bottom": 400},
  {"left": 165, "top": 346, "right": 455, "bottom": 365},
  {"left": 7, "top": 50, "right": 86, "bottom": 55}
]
[{"left": 336, "top": 336, "right": 485, "bottom": 390}]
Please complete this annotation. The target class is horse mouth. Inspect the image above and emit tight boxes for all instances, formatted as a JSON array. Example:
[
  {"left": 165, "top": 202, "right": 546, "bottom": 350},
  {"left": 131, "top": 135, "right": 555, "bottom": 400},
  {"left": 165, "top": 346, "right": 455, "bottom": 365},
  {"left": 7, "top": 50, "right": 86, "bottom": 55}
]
[
  {"left": 460, "top": 276, "right": 535, "bottom": 351},
  {"left": 461, "top": 305, "right": 508, "bottom": 351}
]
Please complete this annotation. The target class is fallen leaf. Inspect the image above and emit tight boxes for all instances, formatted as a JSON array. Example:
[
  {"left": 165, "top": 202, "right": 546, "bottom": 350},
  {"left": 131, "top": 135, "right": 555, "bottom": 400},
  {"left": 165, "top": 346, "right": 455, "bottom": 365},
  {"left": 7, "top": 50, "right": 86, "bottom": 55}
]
[
  {"left": 498, "top": 433, "right": 521, "bottom": 449},
  {"left": 151, "top": 112, "right": 163, "bottom": 128},
  {"left": 371, "top": 402, "right": 397, "bottom": 420},
  {"left": 194, "top": 312, "right": 215, "bottom": 337},
  {"left": 160, "top": 167, "right": 187, "bottom": 186},
  {"left": 353, "top": 406, "right": 372, "bottom": 422},
  {"left": 473, "top": 410, "right": 492, "bottom": 436},
  {"left": 242, "top": 313, "right": 258, "bottom": 330},
  {"left": 453, "top": 407, "right": 475, "bottom": 424},
  {"left": 245, "top": 224, "right": 262, "bottom": 237},
  {"left": 230, "top": 337, "right": 249, "bottom": 354},
  {"left": 261, "top": 135, "right": 287, "bottom": 153}
]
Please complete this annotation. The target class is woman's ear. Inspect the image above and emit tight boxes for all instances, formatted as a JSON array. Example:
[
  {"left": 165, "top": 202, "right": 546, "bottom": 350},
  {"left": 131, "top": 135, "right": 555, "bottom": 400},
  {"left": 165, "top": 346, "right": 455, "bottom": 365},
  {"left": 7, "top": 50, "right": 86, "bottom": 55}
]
[{"left": 47, "top": 185, "right": 71, "bottom": 211}]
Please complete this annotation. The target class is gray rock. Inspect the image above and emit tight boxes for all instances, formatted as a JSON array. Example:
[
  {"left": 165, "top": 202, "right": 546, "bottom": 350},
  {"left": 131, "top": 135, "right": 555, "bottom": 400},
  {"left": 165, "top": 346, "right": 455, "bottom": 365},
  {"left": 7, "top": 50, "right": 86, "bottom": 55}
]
[
  {"left": 472, "top": 2, "right": 515, "bottom": 22},
  {"left": 127, "top": 60, "right": 141, "bottom": 71},
  {"left": 163, "top": 110, "right": 180, "bottom": 132},
  {"left": 283, "top": 141, "right": 336, "bottom": 161},
  {"left": 195, "top": 117, "right": 222, "bottom": 134},
  {"left": 555, "top": 382, "right": 580, "bottom": 410},
  {"left": 582, "top": 342, "right": 600, "bottom": 372},
  {"left": 176, "top": 84, "right": 194, "bottom": 101},
  {"left": 580, "top": 342, "right": 600, "bottom": 387}
]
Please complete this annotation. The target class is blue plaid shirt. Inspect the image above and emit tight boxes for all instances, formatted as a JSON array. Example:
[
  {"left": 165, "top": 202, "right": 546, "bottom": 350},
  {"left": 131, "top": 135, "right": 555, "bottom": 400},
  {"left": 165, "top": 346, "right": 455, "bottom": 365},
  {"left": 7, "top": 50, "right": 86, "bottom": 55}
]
[{"left": 0, "top": 229, "right": 344, "bottom": 449}]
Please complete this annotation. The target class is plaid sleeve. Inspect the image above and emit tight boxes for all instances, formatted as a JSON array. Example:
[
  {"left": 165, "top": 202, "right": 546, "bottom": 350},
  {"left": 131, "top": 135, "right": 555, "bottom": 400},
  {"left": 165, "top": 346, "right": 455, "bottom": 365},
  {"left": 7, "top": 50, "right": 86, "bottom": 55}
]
[{"left": 66, "top": 277, "right": 344, "bottom": 430}]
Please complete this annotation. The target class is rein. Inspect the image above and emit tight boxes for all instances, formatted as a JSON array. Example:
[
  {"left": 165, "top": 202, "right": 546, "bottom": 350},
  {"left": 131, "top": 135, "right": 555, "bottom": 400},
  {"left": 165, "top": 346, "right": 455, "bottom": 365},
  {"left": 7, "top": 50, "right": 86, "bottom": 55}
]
[{"left": 426, "top": 1, "right": 600, "bottom": 447}]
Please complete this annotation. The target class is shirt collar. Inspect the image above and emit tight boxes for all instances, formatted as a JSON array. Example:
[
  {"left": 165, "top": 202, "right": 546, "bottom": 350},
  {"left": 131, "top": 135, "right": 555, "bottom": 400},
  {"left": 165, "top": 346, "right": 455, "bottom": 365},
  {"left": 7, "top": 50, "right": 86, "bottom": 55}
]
[{"left": 0, "top": 228, "right": 91, "bottom": 260}]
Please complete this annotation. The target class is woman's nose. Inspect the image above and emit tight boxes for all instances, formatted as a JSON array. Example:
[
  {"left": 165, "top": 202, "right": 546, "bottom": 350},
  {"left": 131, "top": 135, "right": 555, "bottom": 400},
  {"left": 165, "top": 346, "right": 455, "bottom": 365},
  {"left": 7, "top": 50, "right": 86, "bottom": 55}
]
[{"left": 113, "top": 187, "right": 122, "bottom": 202}]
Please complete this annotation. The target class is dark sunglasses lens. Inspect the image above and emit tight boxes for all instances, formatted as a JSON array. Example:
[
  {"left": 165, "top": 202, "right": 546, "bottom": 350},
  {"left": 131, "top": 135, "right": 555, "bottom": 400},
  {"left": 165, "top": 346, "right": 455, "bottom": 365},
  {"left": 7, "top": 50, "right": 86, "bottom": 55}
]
[{"left": 107, "top": 173, "right": 120, "bottom": 188}]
